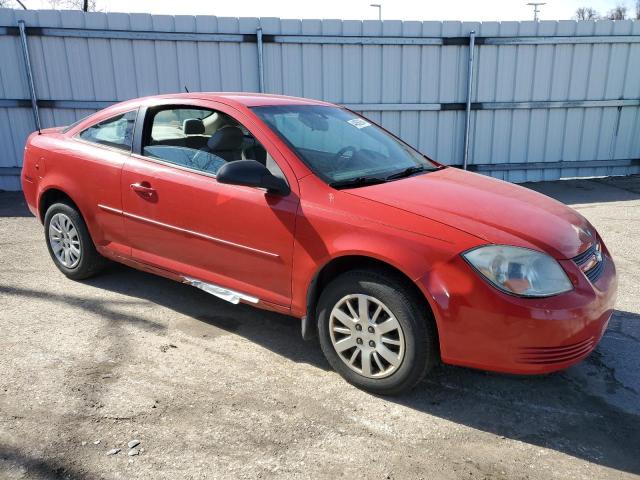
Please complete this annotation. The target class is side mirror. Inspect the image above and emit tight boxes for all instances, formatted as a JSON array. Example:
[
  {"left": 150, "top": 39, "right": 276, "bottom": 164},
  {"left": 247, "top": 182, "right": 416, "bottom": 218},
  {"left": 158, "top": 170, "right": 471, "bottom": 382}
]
[{"left": 216, "top": 160, "right": 290, "bottom": 196}]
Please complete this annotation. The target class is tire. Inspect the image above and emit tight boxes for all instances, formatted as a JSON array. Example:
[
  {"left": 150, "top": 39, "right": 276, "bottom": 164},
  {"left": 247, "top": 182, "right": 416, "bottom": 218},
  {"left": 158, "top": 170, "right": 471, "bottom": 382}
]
[
  {"left": 44, "top": 202, "right": 106, "bottom": 280},
  {"left": 317, "top": 269, "right": 438, "bottom": 395}
]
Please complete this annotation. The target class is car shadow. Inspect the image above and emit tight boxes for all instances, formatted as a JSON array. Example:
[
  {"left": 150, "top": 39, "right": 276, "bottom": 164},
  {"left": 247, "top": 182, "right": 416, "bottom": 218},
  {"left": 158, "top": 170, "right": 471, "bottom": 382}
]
[
  {"left": 84, "top": 264, "right": 330, "bottom": 369},
  {"left": 523, "top": 175, "right": 640, "bottom": 204},
  {"left": 0, "top": 192, "right": 32, "bottom": 217},
  {"left": 82, "top": 263, "right": 640, "bottom": 476},
  {"left": 0, "top": 444, "right": 86, "bottom": 480}
]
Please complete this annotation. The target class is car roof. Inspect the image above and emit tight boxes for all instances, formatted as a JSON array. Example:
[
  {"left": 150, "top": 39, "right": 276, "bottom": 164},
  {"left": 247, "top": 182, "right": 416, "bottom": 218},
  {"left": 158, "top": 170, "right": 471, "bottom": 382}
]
[
  {"left": 64, "top": 92, "right": 337, "bottom": 136},
  {"left": 129, "top": 92, "right": 335, "bottom": 109}
]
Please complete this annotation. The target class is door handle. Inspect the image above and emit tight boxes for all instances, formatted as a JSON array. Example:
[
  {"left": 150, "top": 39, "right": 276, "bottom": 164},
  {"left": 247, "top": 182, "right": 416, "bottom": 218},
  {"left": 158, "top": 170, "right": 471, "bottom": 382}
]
[{"left": 130, "top": 182, "right": 156, "bottom": 198}]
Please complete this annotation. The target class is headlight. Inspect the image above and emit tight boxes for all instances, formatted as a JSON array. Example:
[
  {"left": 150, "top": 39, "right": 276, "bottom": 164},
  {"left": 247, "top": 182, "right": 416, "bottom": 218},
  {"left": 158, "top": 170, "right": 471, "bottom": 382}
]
[{"left": 463, "top": 245, "right": 572, "bottom": 297}]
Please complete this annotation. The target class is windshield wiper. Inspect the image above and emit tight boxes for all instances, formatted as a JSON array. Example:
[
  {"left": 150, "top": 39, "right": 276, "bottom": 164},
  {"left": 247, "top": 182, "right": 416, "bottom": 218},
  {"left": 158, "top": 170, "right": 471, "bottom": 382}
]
[
  {"left": 385, "top": 165, "right": 429, "bottom": 181},
  {"left": 329, "top": 176, "right": 387, "bottom": 190}
]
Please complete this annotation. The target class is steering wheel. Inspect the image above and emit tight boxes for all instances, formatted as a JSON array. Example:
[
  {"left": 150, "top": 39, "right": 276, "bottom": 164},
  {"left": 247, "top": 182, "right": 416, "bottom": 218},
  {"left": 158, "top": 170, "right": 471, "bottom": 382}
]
[{"left": 332, "top": 146, "right": 358, "bottom": 170}]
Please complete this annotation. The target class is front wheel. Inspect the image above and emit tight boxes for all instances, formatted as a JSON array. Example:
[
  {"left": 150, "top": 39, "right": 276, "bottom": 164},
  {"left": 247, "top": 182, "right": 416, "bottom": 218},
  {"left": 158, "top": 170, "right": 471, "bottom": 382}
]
[{"left": 317, "top": 269, "right": 438, "bottom": 395}]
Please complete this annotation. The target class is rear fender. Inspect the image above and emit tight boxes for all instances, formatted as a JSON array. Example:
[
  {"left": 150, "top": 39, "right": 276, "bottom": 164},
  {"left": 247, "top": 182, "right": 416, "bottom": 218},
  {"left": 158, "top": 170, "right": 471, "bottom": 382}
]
[{"left": 37, "top": 177, "right": 105, "bottom": 244}]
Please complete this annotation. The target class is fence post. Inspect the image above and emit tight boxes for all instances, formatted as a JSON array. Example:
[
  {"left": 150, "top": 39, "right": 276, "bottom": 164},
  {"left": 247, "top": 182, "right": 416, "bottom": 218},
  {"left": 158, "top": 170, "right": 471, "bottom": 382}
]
[
  {"left": 463, "top": 30, "right": 476, "bottom": 170},
  {"left": 256, "top": 27, "right": 265, "bottom": 93},
  {"left": 18, "top": 20, "right": 41, "bottom": 133}
]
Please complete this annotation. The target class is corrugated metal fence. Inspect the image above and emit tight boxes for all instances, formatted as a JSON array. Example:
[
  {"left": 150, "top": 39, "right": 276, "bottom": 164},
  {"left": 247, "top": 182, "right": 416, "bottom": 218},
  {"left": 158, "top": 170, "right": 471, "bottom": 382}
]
[{"left": 1, "top": 9, "right": 639, "bottom": 190}]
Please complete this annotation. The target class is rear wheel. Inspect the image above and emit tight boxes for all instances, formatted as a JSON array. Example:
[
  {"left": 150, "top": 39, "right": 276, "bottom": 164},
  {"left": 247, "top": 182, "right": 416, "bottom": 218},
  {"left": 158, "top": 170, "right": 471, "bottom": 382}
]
[
  {"left": 317, "top": 269, "right": 437, "bottom": 395},
  {"left": 44, "top": 202, "right": 106, "bottom": 280}
]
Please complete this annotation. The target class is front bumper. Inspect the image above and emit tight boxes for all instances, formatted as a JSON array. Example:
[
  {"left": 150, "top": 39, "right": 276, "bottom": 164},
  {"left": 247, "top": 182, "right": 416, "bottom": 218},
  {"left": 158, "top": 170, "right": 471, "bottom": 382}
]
[{"left": 419, "top": 247, "right": 617, "bottom": 374}]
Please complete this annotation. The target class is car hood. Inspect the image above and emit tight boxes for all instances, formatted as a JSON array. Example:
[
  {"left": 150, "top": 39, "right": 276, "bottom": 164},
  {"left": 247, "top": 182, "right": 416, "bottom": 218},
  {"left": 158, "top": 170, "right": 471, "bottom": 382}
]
[{"left": 343, "top": 167, "right": 594, "bottom": 259}]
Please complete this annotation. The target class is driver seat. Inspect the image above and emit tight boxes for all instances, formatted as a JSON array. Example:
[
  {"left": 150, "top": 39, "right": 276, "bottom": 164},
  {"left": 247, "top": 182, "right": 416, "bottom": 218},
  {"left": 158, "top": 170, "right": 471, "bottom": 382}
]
[{"left": 203, "top": 126, "right": 244, "bottom": 162}]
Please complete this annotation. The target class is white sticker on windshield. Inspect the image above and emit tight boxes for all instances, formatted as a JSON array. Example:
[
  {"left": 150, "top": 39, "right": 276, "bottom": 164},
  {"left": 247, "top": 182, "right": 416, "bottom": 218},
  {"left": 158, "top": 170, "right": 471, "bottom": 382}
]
[{"left": 347, "top": 118, "right": 371, "bottom": 129}]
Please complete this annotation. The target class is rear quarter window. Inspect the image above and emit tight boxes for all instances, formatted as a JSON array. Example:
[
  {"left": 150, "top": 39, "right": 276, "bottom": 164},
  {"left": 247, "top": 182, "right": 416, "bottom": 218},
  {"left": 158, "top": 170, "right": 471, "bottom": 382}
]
[{"left": 77, "top": 110, "right": 137, "bottom": 151}]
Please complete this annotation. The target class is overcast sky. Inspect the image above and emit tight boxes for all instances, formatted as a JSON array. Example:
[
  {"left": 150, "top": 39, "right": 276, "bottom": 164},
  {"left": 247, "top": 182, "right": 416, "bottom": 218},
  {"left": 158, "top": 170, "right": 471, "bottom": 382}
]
[{"left": 14, "top": 0, "right": 637, "bottom": 21}]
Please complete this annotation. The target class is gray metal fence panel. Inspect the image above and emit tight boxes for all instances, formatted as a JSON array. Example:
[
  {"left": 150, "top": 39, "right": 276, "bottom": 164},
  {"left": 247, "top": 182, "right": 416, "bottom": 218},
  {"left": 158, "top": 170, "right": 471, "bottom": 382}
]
[{"left": 0, "top": 9, "right": 638, "bottom": 191}]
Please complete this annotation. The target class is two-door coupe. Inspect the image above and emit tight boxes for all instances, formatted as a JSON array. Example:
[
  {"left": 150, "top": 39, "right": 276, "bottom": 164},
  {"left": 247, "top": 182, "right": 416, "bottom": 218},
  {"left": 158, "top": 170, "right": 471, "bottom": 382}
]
[{"left": 21, "top": 93, "right": 617, "bottom": 394}]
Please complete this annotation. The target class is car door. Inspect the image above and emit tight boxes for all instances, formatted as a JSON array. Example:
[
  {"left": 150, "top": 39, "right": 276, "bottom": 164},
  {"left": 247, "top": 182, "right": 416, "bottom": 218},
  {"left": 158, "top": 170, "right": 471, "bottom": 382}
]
[
  {"left": 67, "top": 108, "right": 138, "bottom": 257},
  {"left": 120, "top": 101, "right": 299, "bottom": 309}
]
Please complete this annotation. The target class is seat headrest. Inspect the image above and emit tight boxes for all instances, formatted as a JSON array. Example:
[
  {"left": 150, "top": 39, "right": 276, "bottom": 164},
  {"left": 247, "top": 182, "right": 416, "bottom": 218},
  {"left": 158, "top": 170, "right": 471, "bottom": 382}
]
[
  {"left": 207, "top": 126, "right": 244, "bottom": 151},
  {"left": 183, "top": 118, "right": 205, "bottom": 135}
]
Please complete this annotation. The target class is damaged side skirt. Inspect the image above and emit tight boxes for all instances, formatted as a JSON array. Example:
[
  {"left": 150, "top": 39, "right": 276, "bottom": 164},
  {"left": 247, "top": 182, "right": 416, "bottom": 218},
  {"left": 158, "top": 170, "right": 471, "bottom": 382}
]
[{"left": 183, "top": 277, "right": 259, "bottom": 305}]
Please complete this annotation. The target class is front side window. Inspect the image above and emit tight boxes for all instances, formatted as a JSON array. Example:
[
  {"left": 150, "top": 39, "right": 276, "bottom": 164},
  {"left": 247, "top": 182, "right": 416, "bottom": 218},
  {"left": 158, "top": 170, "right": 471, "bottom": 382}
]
[
  {"left": 142, "top": 106, "right": 284, "bottom": 178},
  {"left": 150, "top": 108, "right": 213, "bottom": 141},
  {"left": 252, "top": 105, "right": 438, "bottom": 188},
  {"left": 77, "top": 110, "right": 137, "bottom": 151}
]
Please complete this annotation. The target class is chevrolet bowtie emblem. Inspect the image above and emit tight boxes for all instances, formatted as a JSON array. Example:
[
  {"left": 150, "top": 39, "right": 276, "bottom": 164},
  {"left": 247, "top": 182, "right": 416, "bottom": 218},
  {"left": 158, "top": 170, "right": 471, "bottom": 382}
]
[{"left": 595, "top": 249, "right": 602, "bottom": 263}]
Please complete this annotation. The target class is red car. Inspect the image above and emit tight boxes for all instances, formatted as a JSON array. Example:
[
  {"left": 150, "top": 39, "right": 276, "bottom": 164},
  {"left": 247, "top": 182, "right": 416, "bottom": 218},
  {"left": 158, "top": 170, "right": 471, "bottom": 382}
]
[{"left": 21, "top": 93, "right": 617, "bottom": 395}]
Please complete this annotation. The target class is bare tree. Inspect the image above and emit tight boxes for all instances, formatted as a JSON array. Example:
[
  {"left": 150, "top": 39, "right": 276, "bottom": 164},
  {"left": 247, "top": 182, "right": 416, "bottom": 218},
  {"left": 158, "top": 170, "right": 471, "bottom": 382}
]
[
  {"left": 604, "top": 4, "right": 627, "bottom": 19},
  {"left": 0, "top": 0, "right": 27, "bottom": 8},
  {"left": 575, "top": 7, "right": 598, "bottom": 20},
  {"left": 47, "top": 0, "right": 98, "bottom": 11}
]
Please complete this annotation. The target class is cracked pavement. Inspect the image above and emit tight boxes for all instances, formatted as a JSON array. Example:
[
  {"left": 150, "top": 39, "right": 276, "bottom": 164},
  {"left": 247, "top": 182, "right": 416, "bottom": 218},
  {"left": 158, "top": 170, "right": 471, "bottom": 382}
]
[{"left": 1, "top": 175, "right": 639, "bottom": 479}]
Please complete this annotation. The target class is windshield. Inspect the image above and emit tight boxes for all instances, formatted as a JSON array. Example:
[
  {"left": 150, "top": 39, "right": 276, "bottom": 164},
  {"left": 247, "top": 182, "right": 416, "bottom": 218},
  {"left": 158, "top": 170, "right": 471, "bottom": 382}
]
[{"left": 252, "top": 105, "right": 438, "bottom": 187}]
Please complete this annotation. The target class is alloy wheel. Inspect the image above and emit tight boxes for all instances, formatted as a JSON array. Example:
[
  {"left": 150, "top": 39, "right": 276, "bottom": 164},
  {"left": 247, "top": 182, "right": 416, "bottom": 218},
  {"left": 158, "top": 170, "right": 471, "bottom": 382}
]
[
  {"left": 48, "top": 212, "right": 82, "bottom": 268},
  {"left": 329, "top": 294, "right": 406, "bottom": 379}
]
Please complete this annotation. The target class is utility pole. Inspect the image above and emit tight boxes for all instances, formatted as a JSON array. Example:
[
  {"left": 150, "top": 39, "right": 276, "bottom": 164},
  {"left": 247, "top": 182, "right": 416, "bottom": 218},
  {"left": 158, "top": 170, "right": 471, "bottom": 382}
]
[
  {"left": 82, "top": 0, "right": 88, "bottom": 11},
  {"left": 526, "top": 2, "right": 546, "bottom": 21},
  {"left": 370, "top": 3, "right": 382, "bottom": 21}
]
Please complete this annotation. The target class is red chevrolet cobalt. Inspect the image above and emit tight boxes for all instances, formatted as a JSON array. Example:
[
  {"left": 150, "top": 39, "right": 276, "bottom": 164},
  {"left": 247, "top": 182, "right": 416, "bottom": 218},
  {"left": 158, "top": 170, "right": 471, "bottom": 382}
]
[{"left": 21, "top": 93, "right": 617, "bottom": 394}]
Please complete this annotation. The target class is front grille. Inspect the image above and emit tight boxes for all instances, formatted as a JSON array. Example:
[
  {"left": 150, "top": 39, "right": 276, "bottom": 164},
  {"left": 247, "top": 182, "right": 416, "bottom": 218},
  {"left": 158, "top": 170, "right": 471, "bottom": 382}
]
[
  {"left": 585, "top": 257, "right": 605, "bottom": 282},
  {"left": 573, "top": 242, "right": 605, "bottom": 284},
  {"left": 573, "top": 243, "right": 596, "bottom": 265},
  {"left": 517, "top": 336, "right": 596, "bottom": 364}
]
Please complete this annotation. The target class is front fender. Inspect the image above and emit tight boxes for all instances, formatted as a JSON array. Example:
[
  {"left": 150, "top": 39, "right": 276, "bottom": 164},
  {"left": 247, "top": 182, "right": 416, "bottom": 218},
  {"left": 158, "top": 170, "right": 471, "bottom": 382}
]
[{"left": 289, "top": 200, "right": 482, "bottom": 319}]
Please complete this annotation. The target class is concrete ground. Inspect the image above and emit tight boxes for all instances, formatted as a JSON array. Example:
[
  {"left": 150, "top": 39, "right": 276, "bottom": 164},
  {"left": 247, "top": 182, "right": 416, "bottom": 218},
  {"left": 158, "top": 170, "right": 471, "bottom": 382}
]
[{"left": 1, "top": 176, "right": 639, "bottom": 480}]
